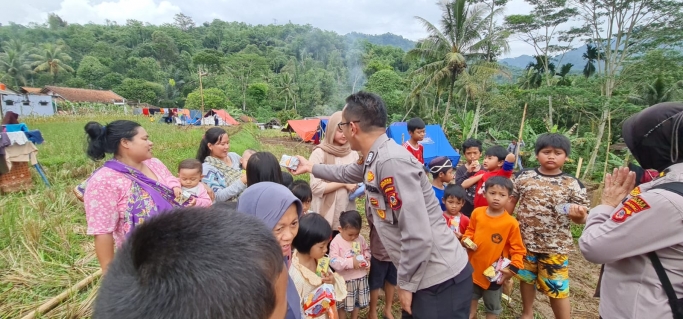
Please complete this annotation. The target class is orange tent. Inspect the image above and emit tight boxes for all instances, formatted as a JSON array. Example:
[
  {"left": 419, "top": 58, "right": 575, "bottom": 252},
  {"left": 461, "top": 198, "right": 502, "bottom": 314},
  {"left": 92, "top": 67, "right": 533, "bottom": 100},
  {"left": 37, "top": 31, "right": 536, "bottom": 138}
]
[
  {"left": 283, "top": 119, "right": 321, "bottom": 142},
  {"left": 205, "top": 109, "right": 239, "bottom": 125}
]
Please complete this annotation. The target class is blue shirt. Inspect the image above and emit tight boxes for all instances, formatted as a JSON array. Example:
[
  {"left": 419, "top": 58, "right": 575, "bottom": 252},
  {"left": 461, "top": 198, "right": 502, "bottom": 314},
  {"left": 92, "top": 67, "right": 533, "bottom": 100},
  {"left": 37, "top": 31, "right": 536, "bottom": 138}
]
[{"left": 432, "top": 185, "right": 446, "bottom": 212}]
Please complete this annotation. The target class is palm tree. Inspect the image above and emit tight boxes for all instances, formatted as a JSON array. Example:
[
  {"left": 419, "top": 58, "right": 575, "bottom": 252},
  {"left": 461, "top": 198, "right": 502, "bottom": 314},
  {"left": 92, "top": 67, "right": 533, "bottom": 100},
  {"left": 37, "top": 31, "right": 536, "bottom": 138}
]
[
  {"left": 556, "top": 63, "right": 574, "bottom": 86},
  {"left": 0, "top": 49, "right": 32, "bottom": 88},
  {"left": 629, "top": 76, "right": 683, "bottom": 106},
  {"left": 455, "top": 61, "right": 510, "bottom": 138},
  {"left": 522, "top": 55, "right": 555, "bottom": 89},
  {"left": 276, "top": 72, "right": 298, "bottom": 110},
  {"left": 582, "top": 44, "right": 603, "bottom": 78},
  {"left": 408, "top": 0, "right": 487, "bottom": 130},
  {"left": 29, "top": 42, "right": 74, "bottom": 84}
]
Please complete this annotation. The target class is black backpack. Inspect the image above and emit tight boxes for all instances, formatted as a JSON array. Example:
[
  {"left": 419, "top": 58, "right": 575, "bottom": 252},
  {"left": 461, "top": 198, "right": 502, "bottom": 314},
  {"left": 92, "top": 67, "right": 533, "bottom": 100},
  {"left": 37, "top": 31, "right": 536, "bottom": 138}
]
[{"left": 594, "top": 182, "right": 683, "bottom": 319}]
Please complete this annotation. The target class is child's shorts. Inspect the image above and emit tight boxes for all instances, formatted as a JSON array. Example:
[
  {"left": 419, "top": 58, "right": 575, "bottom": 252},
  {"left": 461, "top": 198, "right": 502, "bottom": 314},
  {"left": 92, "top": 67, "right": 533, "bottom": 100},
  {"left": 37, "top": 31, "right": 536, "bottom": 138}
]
[
  {"left": 368, "top": 257, "right": 397, "bottom": 290},
  {"left": 515, "top": 252, "right": 570, "bottom": 299},
  {"left": 472, "top": 284, "right": 502, "bottom": 315},
  {"left": 338, "top": 276, "right": 370, "bottom": 312}
]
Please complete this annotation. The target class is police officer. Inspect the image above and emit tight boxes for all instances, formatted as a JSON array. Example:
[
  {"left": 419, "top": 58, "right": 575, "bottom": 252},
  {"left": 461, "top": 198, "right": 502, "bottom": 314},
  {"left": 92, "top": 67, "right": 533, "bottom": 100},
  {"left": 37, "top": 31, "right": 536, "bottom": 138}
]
[
  {"left": 292, "top": 92, "right": 473, "bottom": 319},
  {"left": 579, "top": 102, "right": 683, "bottom": 319}
]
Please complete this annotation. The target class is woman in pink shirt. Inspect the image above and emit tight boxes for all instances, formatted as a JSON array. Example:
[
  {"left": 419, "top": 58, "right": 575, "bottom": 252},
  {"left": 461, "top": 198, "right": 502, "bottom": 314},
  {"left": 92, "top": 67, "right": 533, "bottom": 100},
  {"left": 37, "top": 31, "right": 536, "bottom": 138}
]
[{"left": 77, "top": 120, "right": 187, "bottom": 273}]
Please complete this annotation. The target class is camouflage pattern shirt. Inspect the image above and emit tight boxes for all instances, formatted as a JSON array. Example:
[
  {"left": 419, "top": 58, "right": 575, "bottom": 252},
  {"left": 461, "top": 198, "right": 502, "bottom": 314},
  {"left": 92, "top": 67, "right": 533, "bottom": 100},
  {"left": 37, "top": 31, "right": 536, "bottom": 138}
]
[{"left": 512, "top": 169, "right": 590, "bottom": 254}]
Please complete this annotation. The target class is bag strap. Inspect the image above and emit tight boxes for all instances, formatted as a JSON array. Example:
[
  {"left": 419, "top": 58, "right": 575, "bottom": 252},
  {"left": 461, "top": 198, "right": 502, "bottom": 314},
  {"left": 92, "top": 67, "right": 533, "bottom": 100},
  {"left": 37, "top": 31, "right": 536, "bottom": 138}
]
[{"left": 646, "top": 182, "right": 683, "bottom": 319}]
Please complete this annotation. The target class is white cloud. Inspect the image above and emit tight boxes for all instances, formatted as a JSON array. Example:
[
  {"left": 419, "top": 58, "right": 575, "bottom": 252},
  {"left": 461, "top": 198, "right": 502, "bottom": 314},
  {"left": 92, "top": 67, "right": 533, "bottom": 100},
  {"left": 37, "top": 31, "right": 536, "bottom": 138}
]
[{"left": 54, "top": 0, "right": 181, "bottom": 25}]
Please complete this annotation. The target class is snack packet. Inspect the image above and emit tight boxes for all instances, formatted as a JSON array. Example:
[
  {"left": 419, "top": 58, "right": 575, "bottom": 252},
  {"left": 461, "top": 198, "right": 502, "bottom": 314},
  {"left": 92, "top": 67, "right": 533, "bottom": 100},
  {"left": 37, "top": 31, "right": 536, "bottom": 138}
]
[
  {"left": 462, "top": 237, "right": 477, "bottom": 250},
  {"left": 355, "top": 255, "right": 368, "bottom": 268},
  {"left": 303, "top": 284, "right": 337, "bottom": 318},
  {"left": 352, "top": 242, "right": 361, "bottom": 255},
  {"left": 279, "top": 154, "right": 300, "bottom": 170},
  {"left": 484, "top": 257, "right": 512, "bottom": 282},
  {"left": 316, "top": 256, "right": 330, "bottom": 276}
]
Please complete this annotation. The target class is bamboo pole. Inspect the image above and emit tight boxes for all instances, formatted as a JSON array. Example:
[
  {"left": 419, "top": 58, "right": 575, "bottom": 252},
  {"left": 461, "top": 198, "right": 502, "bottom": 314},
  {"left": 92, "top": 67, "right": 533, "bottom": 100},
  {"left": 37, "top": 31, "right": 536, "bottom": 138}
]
[
  {"left": 514, "top": 103, "right": 528, "bottom": 170},
  {"left": 575, "top": 157, "right": 584, "bottom": 178},
  {"left": 602, "top": 111, "right": 612, "bottom": 178},
  {"left": 21, "top": 269, "right": 102, "bottom": 319}
]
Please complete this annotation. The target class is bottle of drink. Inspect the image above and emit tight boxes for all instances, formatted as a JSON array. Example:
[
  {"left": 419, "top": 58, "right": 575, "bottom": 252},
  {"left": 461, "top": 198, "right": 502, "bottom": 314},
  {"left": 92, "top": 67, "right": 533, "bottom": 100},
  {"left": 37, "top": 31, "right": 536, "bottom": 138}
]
[{"left": 555, "top": 203, "right": 571, "bottom": 215}]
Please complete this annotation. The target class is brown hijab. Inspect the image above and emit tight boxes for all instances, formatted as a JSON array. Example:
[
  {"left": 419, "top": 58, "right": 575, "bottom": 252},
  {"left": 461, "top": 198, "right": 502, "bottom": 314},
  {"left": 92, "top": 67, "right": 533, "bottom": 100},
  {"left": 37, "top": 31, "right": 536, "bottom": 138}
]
[{"left": 315, "top": 111, "right": 352, "bottom": 164}]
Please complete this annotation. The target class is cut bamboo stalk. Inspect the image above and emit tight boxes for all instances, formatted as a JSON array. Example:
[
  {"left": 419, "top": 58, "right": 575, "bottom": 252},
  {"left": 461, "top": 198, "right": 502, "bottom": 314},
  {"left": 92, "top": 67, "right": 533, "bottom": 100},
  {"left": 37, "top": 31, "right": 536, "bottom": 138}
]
[
  {"left": 514, "top": 103, "right": 528, "bottom": 170},
  {"left": 575, "top": 157, "right": 584, "bottom": 178},
  {"left": 602, "top": 111, "right": 612, "bottom": 179},
  {"left": 21, "top": 269, "right": 102, "bottom": 319}
]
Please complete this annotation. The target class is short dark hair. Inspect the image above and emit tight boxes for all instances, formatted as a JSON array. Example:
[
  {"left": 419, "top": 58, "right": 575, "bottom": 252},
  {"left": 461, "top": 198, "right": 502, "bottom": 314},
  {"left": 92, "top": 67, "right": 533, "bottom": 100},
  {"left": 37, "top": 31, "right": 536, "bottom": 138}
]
[
  {"left": 343, "top": 91, "right": 387, "bottom": 132},
  {"left": 339, "top": 210, "right": 362, "bottom": 230},
  {"left": 484, "top": 176, "right": 514, "bottom": 194},
  {"left": 462, "top": 138, "right": 483, "bottom": 153},
  {"left": 196, "top": 127, "right": 228, "bottom": 163},
  {"left": 292, "top": 213, "right": 332, "bottom": 254},
  {"left": 93, "top": 206, "right": 284, "bottom": 319},
  {"left": 443, "top": 184, "right": 467, "bottom": 201},
  {"left": 485, "top": 145, "right": 508, "bottom": 162},
  {"left": 85, "top": 120, "right": 141, "bottom": 161},
  {"left": 178, "top": 158, "right": 202, "bottom": 172},
  {"left": 407, "top": 117, "right": 426, "bottom": 132},
  {"left": 290, "top": 180, "right": 312, "bottom": 203},
  {"left": 281, "top": 171, "right": 294, "bottom": 188},
  {"left": 535, "top": 133, "right": 571, "bottom": 156},
  {"left": 246, "top": 152, "right": 283, "bottom": 187}
]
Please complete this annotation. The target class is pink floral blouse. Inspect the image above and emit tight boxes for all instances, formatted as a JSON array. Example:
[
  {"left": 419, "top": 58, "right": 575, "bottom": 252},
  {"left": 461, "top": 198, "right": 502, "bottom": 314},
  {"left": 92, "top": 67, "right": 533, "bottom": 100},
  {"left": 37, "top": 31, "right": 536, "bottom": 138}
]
[{"left": 83, "top": 158, "right": 180, "bottom": 248}]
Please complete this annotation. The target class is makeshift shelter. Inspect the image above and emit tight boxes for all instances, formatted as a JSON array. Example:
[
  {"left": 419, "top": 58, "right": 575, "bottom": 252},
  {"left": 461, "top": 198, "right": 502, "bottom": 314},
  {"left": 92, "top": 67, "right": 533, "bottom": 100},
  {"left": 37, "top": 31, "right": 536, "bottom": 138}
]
[
  {"left": 282, "top": 119, "right": 321, "bottom": 142},
  {"left": 202, "top": 109, "right": 239, "bottom": 126},
  {"left": 386, "top": 122, "right": 460, "bottom": 166}
]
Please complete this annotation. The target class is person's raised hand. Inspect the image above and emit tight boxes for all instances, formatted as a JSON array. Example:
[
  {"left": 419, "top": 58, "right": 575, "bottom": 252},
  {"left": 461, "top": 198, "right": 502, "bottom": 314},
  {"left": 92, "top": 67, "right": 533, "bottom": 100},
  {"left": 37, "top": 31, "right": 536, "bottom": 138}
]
[
  {"left": 505, "top": 153, "right": 516, "bottom": 163},
  {"left": 601, "top": 166, "right": 637, "bottom": 207},
  {"left": 290, "top": 156, "right": 313, "bottom": 175}
]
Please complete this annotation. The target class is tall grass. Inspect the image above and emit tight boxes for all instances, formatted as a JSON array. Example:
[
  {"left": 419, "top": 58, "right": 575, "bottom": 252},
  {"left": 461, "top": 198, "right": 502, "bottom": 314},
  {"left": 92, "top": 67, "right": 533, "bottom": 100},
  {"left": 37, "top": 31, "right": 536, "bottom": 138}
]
[{"left": 0, "top": 115, "right": 261, "bottom": 318}]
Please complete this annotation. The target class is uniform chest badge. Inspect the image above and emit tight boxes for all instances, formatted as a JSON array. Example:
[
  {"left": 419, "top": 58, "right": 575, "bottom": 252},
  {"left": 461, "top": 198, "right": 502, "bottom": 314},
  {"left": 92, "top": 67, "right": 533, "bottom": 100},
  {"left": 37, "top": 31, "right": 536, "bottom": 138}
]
[
  {"left": 377, "top": 209, "right": 386, "bottom": 219},
  {"left": 630, "top": 187, "right": 641, "bottom": 197},
  {"left": 357, "top": 156, "right": 364, "bottom": 165},
  {"left": 365, "top": 151, "right": 376, "bottom": 165},
  {"left": 366, "top": 171, "right": 375, "bottom": 182},
  {"left": 369, "top": 197, "right": 379, "bottom": 207}
]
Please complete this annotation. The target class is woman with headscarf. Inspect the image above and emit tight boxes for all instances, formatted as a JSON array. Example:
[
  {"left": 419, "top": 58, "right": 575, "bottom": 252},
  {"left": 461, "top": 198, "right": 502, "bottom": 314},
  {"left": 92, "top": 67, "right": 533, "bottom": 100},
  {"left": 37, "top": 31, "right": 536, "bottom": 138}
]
[
  {"left": 579, "top": 102, "right": 683, "bottom": 319},
  {"left": 2, "top": 111, "right": 19, "bottom": 125},
  {"left": 309, "top": 111, "right": 359, "bottom": 229},
  {"left": 237, "top": 182, "right": 304, "bottom": 319}
]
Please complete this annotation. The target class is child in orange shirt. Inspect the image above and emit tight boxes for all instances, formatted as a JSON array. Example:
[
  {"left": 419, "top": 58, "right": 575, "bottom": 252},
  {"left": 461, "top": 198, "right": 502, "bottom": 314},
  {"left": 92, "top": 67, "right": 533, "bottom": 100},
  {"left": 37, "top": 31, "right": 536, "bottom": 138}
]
[{"left": 462, "top": 176, "right": 526, "bottom": 319}]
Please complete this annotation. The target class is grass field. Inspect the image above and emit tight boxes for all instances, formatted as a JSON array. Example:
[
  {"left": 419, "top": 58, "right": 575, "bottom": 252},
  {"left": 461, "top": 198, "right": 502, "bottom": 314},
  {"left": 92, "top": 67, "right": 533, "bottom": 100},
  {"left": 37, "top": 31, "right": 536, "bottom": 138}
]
[{"left": 0, "top": 115, "right": 599, "bottom": 319}]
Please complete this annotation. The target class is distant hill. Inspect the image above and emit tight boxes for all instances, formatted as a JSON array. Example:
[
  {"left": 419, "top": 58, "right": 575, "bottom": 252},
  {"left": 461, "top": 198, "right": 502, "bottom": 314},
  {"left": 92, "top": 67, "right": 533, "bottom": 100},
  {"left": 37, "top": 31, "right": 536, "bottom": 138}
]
[
  {"left": 500, "top": 46, "right": 591, "bottom": 74},
  {"left": 345, "top": 32, "right": 417, "bottom": 51}
]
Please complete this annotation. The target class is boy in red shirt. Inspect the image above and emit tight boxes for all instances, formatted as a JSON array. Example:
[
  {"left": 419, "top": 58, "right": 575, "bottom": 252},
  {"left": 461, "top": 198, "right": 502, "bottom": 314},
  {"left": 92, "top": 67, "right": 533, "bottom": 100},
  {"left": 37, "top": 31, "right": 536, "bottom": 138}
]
[
  {"left": 462, "top": 176, "right": 526, "bottom": 319},
  {"left": 462, "top": 145, "right": 515, "bottom": 208},
  {"left": 403, "top": 117, "right": 425, "bottom": 164}
]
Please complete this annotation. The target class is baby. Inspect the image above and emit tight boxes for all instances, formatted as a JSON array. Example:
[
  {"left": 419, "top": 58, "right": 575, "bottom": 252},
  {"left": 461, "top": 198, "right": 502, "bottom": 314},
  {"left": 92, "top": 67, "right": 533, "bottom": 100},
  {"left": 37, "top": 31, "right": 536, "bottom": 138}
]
[{"left": 178, "top": 159, "right": 213, "bottom": 207}]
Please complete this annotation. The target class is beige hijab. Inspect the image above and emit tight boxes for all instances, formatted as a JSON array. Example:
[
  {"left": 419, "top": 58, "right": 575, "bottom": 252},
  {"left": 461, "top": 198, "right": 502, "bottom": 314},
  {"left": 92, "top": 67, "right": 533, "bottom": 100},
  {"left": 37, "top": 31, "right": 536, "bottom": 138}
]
[{"left": 315, "top": 112, "right": 351, "bottom": 162}]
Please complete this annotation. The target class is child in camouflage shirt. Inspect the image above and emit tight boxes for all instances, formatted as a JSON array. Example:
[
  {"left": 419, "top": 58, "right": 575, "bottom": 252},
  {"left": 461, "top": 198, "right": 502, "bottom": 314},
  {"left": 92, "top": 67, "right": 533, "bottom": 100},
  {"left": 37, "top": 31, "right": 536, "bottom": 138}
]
[{"left": 506, "top": 133, "right": 590, "bottom": 319}]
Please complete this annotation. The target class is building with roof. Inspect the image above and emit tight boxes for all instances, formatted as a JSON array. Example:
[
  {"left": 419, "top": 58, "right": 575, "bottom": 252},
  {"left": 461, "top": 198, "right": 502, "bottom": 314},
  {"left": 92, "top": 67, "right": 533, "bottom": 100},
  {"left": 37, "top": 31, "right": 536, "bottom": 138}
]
[
  {"left": 19, "top": 87, "right": 43, "bottom": 94},
  {"left": 1, "top": 83, "right": 55, "bottom": 117},
  {"left": 41, "top": 86, "right": 125, "bottom": 105}
]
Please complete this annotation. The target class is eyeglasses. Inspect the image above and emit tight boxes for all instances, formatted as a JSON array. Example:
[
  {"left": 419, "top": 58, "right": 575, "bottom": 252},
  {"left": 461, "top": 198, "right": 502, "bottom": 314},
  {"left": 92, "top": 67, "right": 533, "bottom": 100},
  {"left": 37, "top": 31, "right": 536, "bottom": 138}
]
[{"left": 338, "top": 120, "right": 360, "bottom": 130}]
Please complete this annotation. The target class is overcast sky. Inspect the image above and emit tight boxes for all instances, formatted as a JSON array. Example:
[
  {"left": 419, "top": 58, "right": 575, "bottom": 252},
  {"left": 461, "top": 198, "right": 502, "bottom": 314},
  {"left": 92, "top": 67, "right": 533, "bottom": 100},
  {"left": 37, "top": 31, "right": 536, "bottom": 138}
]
[{"left": 2, "top": 0, "right": 549, "bottom": 58}]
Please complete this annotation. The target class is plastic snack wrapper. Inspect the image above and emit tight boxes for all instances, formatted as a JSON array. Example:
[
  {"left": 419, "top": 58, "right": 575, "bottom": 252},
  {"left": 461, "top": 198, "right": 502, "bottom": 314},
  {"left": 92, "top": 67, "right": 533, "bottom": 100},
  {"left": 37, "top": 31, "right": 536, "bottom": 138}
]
[
  {"left": 348, "top": 183, "right": 365, "bottom": 200},
  {"left": 279, "top": 154, "right": 300, "bottom": 170},
  {"left": 355, "top": 255, "right": 368, "bottom": 268},
  {"left": 484, "top": 256, "right": 511, "bottom": 282},
  {"left": 352, "top": 242, "right": 361, "bottom": 255},
  {"left": 316, "top": 256, "right": 330, "bottom": 277},
  {"left": 303, "top": 284, "right": 338, "bottom": 319},
  {"left": 462, "top": 237, "right": 477, "bottom": 250},
  {"left": 555, "top": 203, "right": 571, "bottom": 215}
]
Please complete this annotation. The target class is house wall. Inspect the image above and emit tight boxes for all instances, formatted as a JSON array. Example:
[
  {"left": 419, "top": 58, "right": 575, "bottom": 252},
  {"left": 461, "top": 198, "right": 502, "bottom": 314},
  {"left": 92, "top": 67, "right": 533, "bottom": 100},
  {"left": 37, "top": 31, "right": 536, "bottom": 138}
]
[{"left": 1, "top": 94, "right": 55, "bottom": 117}]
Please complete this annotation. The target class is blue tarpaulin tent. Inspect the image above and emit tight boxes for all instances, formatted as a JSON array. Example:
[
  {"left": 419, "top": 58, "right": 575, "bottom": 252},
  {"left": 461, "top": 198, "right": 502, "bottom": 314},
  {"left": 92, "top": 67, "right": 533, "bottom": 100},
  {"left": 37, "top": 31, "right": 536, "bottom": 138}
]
[{"left": 386, "top": 122, "right": 460, "bottom": 167}]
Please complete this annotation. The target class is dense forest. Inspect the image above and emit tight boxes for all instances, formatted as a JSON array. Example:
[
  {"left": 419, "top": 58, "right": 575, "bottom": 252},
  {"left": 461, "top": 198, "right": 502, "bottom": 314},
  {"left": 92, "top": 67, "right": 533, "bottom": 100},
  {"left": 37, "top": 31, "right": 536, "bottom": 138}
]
[{"left": 1, "top": 0, "right": 683, "bottom": 180}]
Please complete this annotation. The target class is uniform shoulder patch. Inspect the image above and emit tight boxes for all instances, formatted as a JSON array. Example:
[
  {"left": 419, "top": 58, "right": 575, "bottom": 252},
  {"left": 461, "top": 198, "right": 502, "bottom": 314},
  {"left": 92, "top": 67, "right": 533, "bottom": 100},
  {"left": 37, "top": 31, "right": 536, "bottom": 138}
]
[
  {"left": 629, "top": 187, "right": 641, "bottom": 197},
  {"left": 380, "top": 177, "right": 394, "bottom": 191},
  {"left": 612, "top": 196, "right": 651, "bottom": 223},
  {"left": 379, "top": 177, "right": 402, "bottom": 210}
]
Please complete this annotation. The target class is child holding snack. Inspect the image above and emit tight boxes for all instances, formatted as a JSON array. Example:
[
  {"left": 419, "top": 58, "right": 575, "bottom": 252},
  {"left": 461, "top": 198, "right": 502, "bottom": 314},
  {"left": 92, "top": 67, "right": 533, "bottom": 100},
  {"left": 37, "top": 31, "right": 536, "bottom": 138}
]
[
  {"left": 291, "top": 180, "right": 313, "bottom": 214},
  {"left": 462, "top": 176, "right": 526, "bottom": 319},
  {"left": 462, "top": 146, "right": 515, "bottom": 209},
  {"left": 290, "top": 213, "right": 347, "bottom": 319},
  {"left": 506, "top": 133, "right": 589, "bottom": 319},
  {"left": 442, "top": 184, "right": 470, "bottom": 239},
  {"left": 329, "top": 211, "right": 371, "bottom": 319},
  {"left": 178, "top": 159, "right": 213, "bottom": 207}
]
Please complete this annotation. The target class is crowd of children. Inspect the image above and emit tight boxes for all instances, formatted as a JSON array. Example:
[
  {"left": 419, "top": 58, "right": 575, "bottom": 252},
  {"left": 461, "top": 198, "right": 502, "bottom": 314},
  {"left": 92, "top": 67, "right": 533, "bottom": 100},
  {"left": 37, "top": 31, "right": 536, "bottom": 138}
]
[{"left": 97, "top": 114, "right": 589, "bottom": 319}]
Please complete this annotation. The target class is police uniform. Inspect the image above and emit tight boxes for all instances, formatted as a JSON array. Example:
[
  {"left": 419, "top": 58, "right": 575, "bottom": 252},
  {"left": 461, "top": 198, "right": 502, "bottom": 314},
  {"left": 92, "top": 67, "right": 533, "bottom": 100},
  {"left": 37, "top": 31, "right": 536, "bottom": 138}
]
[
  {"left": 312, "top": 133, "right": 473, "bottom": 319},
  {"left": 579, "top": 163, "right": 683, "bottom": 319}
]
